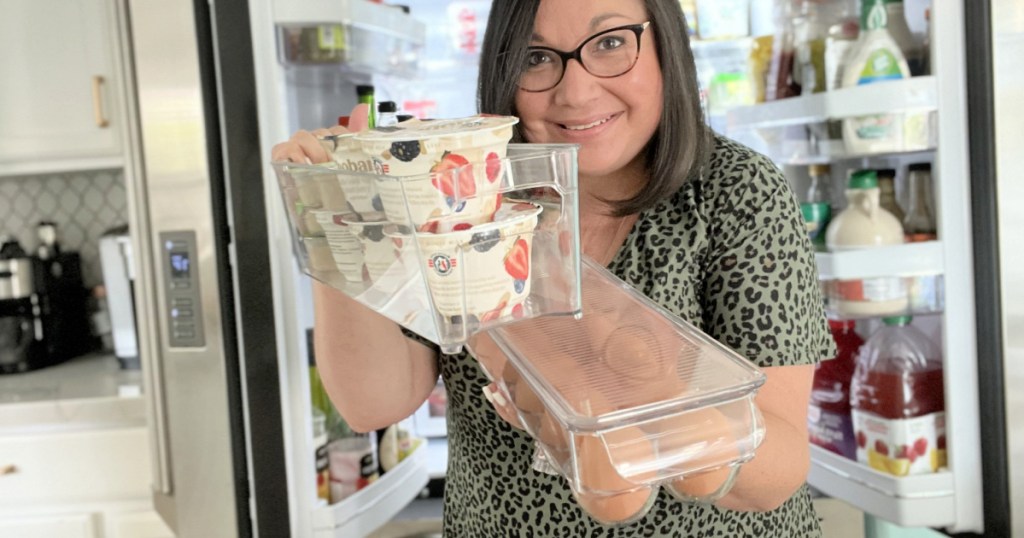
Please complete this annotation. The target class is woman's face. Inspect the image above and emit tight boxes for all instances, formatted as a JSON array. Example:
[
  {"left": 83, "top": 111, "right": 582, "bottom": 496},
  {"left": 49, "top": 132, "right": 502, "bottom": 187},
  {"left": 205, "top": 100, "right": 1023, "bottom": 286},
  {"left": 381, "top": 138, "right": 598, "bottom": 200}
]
[{"left": 515, "top": 0, "right": 663, "bottom": 179}]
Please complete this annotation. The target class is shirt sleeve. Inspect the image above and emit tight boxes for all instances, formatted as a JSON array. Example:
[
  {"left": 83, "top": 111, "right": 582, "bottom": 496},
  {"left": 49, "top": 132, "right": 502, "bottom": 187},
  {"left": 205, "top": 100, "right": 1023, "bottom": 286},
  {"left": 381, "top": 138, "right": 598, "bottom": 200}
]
[{"left": 701, "top": 153, "right": 835, "bottom": 368}]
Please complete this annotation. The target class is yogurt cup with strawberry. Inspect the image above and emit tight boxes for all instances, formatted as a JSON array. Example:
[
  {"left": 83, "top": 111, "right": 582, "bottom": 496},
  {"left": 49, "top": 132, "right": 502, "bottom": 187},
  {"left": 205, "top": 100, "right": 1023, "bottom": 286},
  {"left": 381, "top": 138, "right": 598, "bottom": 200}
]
[
  {"left": 413, "top": 201, "right": 541, "bottom": 326},
  {"left": 354, "top": 116, "right": 518, "bottom": 226}
]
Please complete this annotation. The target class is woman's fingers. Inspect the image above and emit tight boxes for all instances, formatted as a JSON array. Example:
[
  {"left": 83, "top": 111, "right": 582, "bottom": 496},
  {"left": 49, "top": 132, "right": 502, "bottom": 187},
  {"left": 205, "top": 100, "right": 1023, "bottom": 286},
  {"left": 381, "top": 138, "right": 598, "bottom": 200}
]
[
  {"left": 483, "top": 383, "right": 524, "bottom": 430},
  {"left": 270, "top": 129, "right": 332, "bottom": 164},
  {"left": 348, "top": 103, "right": 371, "bottom": 132}
]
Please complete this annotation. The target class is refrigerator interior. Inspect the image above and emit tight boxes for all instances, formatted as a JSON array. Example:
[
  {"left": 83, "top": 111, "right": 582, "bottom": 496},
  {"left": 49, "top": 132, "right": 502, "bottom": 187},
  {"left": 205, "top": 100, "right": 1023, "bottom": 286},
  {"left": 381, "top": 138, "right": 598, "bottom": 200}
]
[
  {"left": 245, "top": 0, "right": 1009, "bottom": 535},
  {"left": 248, "top": 0, "right": 484, "bottom": 535},
  {"left": 716, "top": 0, "right": 990, "bottom": 534}
]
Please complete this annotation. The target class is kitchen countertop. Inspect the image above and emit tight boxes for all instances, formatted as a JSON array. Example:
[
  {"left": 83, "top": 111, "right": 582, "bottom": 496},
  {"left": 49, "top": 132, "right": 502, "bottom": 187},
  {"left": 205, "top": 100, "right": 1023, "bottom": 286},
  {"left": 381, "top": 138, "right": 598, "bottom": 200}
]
[{"left": 0, "top": 352, "right": 147, "bottom": 434}]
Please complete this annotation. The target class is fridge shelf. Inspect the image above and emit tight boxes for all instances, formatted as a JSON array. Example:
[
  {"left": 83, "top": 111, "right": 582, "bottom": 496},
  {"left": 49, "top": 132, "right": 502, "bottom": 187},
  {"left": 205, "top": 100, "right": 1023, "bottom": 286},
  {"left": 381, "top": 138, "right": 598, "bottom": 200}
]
[
  {"left": 727, "top": 76, "right": 937, "bottom": 131},
  {"left": 770, "top": 148, "right": 936, "bottom": 167},
  {"left": 273, "top": 0, "right": 425, "bottom": 75},
  {"left": 815, "top": 241, "right": 944, "bottom": 281},
  {"left": 808, "top": 445, "right": 956, "bottom": 528},
  {"left": 312, "top": 440, "right": 429, "bottom": 537}
]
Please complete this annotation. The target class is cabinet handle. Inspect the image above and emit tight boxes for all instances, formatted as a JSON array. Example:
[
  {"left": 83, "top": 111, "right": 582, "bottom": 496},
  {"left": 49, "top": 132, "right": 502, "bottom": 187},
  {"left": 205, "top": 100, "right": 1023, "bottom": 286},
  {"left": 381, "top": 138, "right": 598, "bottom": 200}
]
[
  {"left": 92, "top": 75, "right": 110, "bottom": 128},
  {"left": 0, "top": 464, "right": 16, "bottom": 476}
]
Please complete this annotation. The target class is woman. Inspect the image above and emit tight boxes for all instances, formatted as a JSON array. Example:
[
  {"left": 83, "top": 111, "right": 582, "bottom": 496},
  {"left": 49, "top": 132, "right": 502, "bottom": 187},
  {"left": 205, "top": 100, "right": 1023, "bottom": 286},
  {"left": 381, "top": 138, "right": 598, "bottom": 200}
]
[{"left": 273, "top": 0, "right": 834, "bottom": 535}]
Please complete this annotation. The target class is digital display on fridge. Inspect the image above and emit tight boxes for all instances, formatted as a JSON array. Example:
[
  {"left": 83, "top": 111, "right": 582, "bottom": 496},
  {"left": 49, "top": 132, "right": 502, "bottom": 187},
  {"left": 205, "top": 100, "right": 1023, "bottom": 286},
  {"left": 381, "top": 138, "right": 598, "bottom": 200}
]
[{"left": 170, "top": 251, "right": 191, "bottom": 279}]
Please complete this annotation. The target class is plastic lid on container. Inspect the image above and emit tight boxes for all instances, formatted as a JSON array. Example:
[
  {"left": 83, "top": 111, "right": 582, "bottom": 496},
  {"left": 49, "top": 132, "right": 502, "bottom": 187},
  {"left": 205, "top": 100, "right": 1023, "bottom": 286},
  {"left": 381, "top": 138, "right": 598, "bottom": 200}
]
[
  {"left": 490, "top": 258, "right": 766, "bottom": 431},
  {"left": 378, "top": 101, "right": 398, "bottom": 113},
  {"left": 848, "top": 170, "right": 878, "bottom": 190},
  {"left": 356, "top": 85, "right": 374, "bottom": 97},
  {"left": 908, "top": 162, "right": 932, "bottom": 172},
  {"left": 882, "top": 315, "right": 912, "bottom": 326},
  {"left": 354, "top": 115, "right": 519, "bottom": 143}
]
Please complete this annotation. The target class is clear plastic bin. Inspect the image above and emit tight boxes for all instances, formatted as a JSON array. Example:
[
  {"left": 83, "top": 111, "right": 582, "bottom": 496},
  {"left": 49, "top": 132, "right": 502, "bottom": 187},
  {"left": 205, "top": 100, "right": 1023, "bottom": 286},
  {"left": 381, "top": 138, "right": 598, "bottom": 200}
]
[
  {"left": 276, "top": 23, "right": 421, "bottom": 75},
  {"left": 273, "top": 143, "right": 582, "bottom": 354},
  {"left": 468, "top": 258, "right": 768, "bottom": 525}
]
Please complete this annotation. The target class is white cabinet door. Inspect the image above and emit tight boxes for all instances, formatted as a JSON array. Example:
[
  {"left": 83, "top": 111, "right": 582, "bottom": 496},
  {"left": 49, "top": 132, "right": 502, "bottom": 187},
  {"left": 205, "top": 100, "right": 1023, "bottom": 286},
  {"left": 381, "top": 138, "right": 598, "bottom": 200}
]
[
  {"left": 107, "top": 510, "right": 175, "bottom": 538},
  {"left": 0, "top": 0, "right": 124, "bottom": 174},
  {"left": 0, "top": 513, "right": 100, "bottom": 538}
]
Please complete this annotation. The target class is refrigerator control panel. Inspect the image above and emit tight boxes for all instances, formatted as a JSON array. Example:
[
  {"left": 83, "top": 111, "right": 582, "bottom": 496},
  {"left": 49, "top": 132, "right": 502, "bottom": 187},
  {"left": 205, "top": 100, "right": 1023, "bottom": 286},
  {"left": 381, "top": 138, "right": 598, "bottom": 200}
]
[{"left": 160, "top": 231, "right": 206, "bottom": 348}]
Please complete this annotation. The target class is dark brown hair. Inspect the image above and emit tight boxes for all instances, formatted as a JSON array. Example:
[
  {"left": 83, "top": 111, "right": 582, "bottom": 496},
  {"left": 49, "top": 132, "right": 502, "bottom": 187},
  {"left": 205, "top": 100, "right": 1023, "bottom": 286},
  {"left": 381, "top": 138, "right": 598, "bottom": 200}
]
[{"left": 477, "top": 0, "right": 711, "bottom": 216}]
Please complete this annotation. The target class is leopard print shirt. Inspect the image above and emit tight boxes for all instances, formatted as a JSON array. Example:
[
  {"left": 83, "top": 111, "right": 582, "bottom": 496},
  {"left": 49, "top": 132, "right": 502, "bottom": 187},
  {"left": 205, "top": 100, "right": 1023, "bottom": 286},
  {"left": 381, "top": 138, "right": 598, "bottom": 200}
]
[{"left": 419, "top": 135, "right": 835, "bottom": 537}]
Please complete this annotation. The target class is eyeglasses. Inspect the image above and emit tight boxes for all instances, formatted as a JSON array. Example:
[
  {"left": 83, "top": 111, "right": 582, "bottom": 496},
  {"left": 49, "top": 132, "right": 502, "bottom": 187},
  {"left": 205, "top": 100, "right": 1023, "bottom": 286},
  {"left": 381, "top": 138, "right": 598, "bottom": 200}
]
[{"left": 519, "top": 21, "right": 651, "bottom": 93}]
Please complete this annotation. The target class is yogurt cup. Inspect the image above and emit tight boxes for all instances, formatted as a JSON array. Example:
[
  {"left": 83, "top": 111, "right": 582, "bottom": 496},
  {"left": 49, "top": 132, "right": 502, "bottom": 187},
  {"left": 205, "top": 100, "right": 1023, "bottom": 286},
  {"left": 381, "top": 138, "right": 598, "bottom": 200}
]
[
  {"left": 341, "top": 212, "right": 402, "bottom": 284},
  {"left": 414, "top": 201, "right": 541, "bottom": 321},
  {"left": 302, "top": 236, "right": 337, "bottom": 273},
  {"left": 312, "top": 210, "right": 364, "bottom": 282},
  {"left": 322, "top": 132, "right": 384, "bottom": 217},
  {"left": 354, "top": 116, "right": 518, "bottom": 226}
]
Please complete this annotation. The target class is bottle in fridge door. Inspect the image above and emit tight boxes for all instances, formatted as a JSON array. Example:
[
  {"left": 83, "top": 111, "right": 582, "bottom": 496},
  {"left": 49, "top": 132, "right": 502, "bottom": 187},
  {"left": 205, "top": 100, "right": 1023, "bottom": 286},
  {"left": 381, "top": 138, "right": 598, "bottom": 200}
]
[
  {"left": 825, "top": 169, "right": 908, "bottom": 317},
  {"left": 850, "top": 316, "right": 946, "bottom": 477},
  {"left": 903, "top": 162, "right": 937, "bottom": 242},
  {"left": 800, "top": 163, "right": 833, "bottom": 252},
  {"left": 808, "top": 319, "right": 864, "bottom": 460}
]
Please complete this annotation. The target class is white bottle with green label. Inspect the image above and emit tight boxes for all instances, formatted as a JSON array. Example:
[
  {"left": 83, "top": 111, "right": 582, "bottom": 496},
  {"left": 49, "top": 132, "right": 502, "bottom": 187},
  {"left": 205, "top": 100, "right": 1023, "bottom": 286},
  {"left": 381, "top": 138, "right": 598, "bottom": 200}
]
[{"left": 841, "top": 0, "right": 911, "bottom": 155}]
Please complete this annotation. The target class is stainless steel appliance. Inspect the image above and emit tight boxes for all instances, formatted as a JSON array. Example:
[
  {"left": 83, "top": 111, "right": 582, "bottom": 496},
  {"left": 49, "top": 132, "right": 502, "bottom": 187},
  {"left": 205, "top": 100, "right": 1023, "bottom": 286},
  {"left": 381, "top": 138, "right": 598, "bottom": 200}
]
[{"left": 99, "top": 225, "right": 139, "bottom": 369}]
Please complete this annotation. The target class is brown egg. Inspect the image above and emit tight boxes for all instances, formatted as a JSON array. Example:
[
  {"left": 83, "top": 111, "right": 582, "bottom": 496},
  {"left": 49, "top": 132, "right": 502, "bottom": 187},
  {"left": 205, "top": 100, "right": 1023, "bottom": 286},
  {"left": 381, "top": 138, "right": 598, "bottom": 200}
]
[
  {"left": 574, "top": 429, "right": 658, "bottom": 524},
  {"left": 575, "top": 487, "right": 656, "bottom": 526},
  {"left": 657, "top": 407, "right": 742, "bottom": 501}
]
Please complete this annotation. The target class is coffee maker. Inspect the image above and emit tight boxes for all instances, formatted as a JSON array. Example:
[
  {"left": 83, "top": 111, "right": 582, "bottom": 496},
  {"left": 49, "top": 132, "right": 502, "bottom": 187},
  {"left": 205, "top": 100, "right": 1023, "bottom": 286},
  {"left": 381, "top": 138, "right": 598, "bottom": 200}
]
[{"left": 0, "top": 237, "right": 97, "bottom": 374}]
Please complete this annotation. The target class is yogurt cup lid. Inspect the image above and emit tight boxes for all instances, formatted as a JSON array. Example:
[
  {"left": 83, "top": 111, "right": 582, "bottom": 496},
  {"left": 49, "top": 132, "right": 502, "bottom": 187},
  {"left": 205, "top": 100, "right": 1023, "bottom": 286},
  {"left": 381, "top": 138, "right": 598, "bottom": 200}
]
[
  {"left": 339, "top": 211, "right": 388, "bottom": 225},
  {"left": 353, "top": 115, "right": 519, "bottom": 143},
  {"left": 419, "top": 200, "right": 542, "bottom": 235}
]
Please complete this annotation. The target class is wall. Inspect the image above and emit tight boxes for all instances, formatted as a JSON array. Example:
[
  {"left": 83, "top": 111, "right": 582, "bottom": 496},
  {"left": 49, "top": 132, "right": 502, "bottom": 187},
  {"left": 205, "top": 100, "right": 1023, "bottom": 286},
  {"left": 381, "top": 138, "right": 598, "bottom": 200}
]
[{"left": 0, "top": 169, "right": 128, "bottom": 290}]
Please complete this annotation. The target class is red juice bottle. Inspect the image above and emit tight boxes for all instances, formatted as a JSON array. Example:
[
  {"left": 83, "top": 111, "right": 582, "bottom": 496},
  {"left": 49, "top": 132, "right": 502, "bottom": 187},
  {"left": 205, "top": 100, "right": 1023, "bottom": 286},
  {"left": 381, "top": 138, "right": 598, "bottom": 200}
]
[
  {"left": 808, "top": 320, "right": 863, "bottom": 459},
  {"left": 850, "top": 316, "right": 946, "bottom": 476}
]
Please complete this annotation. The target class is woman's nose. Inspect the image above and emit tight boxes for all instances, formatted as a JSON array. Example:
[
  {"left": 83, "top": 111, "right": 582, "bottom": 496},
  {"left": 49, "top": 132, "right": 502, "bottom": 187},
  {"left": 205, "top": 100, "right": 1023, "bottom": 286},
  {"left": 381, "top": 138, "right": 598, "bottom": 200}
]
[{"left": 552, "top": 59, "right": 601, "bottom": 106}]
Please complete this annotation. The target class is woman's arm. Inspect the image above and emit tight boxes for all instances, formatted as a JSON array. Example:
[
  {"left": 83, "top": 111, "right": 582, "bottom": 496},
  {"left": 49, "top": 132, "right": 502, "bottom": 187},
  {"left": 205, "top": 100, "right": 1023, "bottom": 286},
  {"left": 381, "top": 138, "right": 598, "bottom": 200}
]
[
  {"left": 312, "top": 282, "right": 439, "bottom": 432},
  {"left": 716, "top": 364, "right": 815, "bottom": 512}
]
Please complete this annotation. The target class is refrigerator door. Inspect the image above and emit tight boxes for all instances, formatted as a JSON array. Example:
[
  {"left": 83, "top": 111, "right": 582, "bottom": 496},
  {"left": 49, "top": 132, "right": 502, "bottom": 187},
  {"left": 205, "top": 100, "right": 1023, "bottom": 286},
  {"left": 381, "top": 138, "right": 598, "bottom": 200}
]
[
  {"left": 118, "top": 0, "right": 287, "bottom": 535},
  {"left": 990, "top": 0, "right": 1024, "bottom": 534}
]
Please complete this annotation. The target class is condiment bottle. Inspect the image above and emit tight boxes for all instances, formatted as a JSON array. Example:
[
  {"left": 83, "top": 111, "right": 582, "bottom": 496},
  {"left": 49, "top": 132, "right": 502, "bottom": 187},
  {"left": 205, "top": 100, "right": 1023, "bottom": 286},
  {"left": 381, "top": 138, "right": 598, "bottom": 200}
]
[
  {"left": 801, "top": 163, "right": 833, "bottom": 251},
  {"left": 903, "top": 163, "right": 937, "bottom": 242},
  {"left": 825, "top": 170, "right": 907, "bottom": 317},
  {"left": 841, "top": 0, "right": 912, "bottom": 154},
  {"left": 357, "top": 85, "right": 376, "bottom": 128},
  {"left": 876, "top": 169, "right": 904, "bottom": 223},
  {"left": 850, "top": 316, "right": 946, "bottom": 476}
]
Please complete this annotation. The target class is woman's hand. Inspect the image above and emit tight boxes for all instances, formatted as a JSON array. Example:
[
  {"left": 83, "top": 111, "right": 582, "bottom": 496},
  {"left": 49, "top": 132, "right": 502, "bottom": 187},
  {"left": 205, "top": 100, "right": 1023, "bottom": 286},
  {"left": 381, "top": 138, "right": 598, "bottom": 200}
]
[{"left": 270, "top": 103, "right": 371, "bottom": 164}]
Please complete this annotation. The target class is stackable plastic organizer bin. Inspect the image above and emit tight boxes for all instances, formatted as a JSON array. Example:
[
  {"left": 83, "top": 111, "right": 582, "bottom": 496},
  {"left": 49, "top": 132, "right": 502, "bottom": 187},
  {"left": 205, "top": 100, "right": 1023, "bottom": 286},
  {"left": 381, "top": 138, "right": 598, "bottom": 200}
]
[{"left": 273, "top": 140, "right": 767, "bottom": 525}]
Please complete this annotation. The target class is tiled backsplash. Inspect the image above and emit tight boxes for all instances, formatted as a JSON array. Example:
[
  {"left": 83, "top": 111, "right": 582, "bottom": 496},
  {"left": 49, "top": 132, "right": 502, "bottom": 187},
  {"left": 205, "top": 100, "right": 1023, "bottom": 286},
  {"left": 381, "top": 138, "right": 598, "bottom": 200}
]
[{"left": 0, "top": 169, "right": 128, "bottom": 290}]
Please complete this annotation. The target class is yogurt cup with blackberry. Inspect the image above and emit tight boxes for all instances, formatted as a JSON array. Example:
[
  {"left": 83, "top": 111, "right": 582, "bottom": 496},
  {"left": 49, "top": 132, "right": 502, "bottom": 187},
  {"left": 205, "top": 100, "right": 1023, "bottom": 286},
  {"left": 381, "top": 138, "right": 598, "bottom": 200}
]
[
  {"left": 320, "top": 132, "right": 385, "bottom": 217},
  {"left": 340, "top": 212, "right": 404, "bottom": 286},
  {"left": 354, "top": 116, "right": 518, "bottom": 226},
  {"left": 413, "top": 201, "right": 541, "bottom": 328}
]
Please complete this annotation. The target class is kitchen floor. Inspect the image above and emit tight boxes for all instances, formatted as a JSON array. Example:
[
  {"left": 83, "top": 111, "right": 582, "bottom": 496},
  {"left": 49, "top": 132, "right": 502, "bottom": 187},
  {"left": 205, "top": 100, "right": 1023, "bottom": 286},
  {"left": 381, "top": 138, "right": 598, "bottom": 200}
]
[{"left": 367, "top": 495, "right": 866, "bottom": 538}]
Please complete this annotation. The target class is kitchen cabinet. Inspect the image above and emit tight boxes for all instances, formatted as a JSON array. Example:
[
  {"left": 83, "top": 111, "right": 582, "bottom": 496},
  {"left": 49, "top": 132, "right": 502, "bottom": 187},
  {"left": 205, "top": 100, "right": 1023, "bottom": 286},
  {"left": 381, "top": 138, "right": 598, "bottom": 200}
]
[
  {"left": 0, "top": 0, "right": 126, "bottom": 176},
  {"left": 0, "top": 353, "right": 171, "bottom": 537}
]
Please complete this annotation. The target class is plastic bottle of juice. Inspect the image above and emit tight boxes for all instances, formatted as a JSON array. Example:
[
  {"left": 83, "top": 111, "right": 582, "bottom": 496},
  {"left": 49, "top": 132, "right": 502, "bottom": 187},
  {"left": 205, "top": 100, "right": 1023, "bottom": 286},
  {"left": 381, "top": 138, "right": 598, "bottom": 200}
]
[
  {"left": 850, "top": 316, "right": 946, "bottom": 476},
  {"left": 808, "top": 319, "right": 863, "bottom": 459},
  {"left": 825, "top": 169, "right": 908, "bottom": 317}
]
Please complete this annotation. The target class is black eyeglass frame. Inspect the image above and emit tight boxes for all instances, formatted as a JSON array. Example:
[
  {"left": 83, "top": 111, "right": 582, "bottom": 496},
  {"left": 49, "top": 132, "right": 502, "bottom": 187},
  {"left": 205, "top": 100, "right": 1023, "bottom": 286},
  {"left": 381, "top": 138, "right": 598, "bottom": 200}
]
[{"left": 518, "top": 21, "right": 652, "bottom": 93}]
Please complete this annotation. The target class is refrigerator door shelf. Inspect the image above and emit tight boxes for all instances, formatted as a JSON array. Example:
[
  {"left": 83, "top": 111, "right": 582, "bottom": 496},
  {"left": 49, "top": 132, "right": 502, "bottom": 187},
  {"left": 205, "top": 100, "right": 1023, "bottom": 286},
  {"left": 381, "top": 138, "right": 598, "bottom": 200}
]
[
  {"left": 809, "top": 445, "right": 956, "bottom": 528},
  {"left": 312, "top": 440, "right": 429, "bottom": 537},
  {"left": 273, "top": 0, "right": 425, "bottom": 44},
  {"left": 815, "top": 241, "right": 945, "bottom": 281},
  {"left": 727, "top": 76, "right": 938, "bottom": 131}
]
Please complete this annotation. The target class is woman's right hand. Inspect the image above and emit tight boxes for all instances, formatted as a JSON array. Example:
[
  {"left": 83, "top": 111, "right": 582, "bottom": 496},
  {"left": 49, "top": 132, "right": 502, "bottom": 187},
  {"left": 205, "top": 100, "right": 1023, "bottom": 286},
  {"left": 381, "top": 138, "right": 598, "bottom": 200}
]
[{"left": 270, "top": 103, "right": 371, "bottom": 164}]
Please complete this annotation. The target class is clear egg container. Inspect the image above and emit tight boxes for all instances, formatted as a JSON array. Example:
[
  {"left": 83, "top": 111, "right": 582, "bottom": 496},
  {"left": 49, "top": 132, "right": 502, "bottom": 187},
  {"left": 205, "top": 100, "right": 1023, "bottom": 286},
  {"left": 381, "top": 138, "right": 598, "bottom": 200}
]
[
  {"left": 272, "top": 143, "right": 583, "bottom": 354},
  {"left": 467, "top": 258, "right": 768, "bottom": 526}
]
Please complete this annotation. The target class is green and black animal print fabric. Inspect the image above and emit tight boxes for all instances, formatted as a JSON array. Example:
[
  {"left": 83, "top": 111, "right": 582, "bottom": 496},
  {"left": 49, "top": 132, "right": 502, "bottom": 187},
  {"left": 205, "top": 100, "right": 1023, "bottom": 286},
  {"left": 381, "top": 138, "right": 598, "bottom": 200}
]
[{"left": 409, "top": 135, "right": 835, "bottom": 537}]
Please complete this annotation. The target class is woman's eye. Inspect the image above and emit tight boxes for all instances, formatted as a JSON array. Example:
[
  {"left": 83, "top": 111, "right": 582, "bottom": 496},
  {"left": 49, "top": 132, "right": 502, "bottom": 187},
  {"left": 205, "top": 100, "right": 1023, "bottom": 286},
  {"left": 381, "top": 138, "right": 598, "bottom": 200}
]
[
  {"left": 526, "top": 50, "right": 553, "bottom": 68},
  {"left": 595, "top": 36, "right": 625, "bottom": 51}
]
